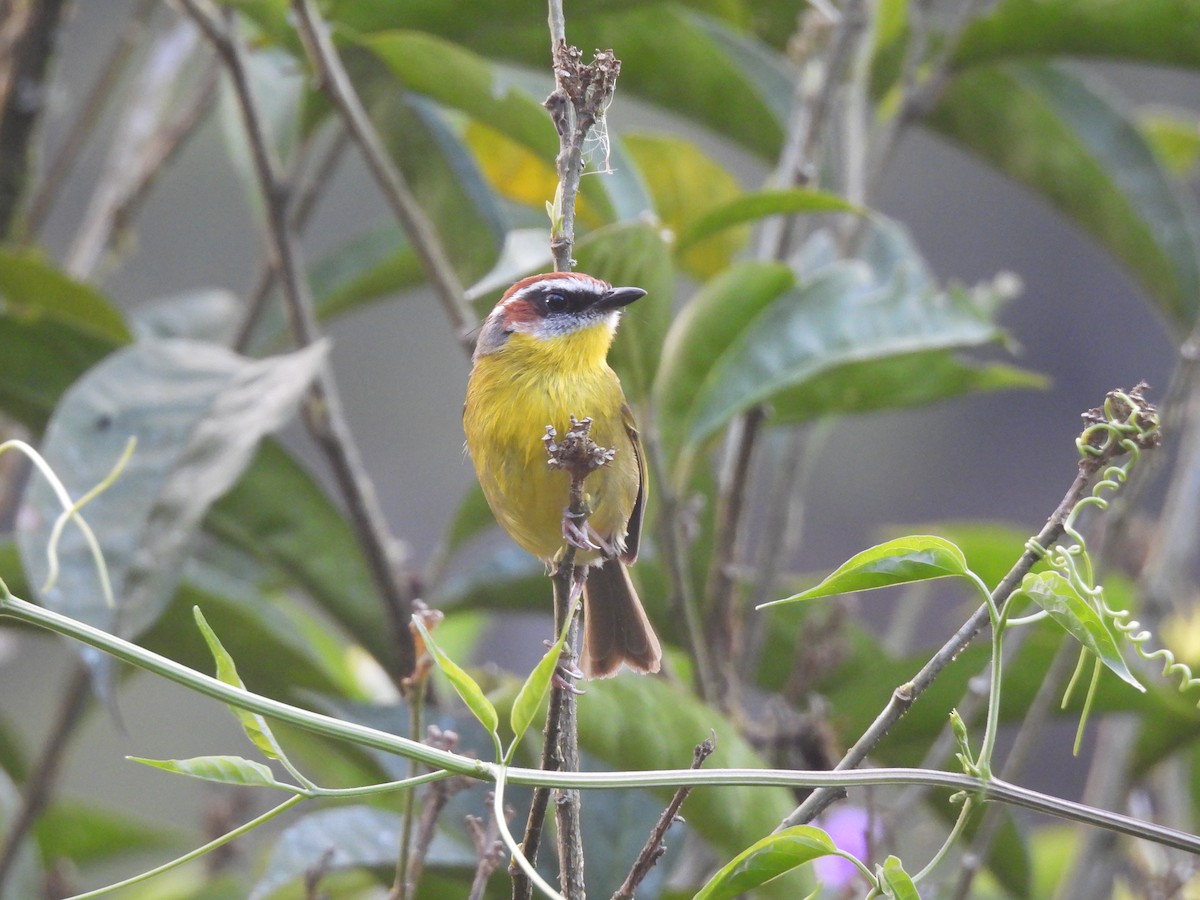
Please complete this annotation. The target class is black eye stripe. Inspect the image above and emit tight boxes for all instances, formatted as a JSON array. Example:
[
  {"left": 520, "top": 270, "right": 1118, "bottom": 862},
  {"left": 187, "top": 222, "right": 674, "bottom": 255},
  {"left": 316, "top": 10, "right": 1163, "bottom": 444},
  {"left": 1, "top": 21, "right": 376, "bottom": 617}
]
[{"left": 532, "top": 285, "right": 601, "bottom": 315}]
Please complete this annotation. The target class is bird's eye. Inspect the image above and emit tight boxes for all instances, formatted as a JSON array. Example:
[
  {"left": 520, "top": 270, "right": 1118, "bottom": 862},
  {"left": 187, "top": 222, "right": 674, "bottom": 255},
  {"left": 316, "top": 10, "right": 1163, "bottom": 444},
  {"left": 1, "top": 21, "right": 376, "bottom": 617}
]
[{"left": 545, "top": 292, "right": 569, "bottom": 314}]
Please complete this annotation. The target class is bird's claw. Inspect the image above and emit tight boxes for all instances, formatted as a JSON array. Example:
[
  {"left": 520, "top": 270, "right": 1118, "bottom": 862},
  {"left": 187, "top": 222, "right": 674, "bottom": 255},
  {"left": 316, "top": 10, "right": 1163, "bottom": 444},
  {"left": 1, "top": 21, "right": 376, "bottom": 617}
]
[{"left": 562, "top": 506, "right": 598, "bottom": 551}]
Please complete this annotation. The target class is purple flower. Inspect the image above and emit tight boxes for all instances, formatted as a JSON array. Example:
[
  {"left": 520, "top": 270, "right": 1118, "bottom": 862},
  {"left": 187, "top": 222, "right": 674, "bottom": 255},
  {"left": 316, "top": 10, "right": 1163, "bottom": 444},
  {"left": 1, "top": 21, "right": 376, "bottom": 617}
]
[{"left": 814, "top": 806, "right": 873, "bottom": 890}]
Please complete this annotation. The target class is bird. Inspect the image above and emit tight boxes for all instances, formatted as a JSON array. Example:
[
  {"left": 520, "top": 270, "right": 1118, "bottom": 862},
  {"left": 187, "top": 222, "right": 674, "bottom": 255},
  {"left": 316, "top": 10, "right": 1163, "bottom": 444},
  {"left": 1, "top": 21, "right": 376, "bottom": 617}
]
[{"left": 463, "top": 271, "right": 662, "bottom": 678}]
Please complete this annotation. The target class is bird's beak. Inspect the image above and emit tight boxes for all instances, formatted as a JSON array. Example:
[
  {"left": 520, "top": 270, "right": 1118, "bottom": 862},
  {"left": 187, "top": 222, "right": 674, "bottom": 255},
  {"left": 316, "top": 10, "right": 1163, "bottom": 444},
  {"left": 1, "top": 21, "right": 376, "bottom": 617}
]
[{"left": 593, "top": 286, "right": 647, "bottom": 311}]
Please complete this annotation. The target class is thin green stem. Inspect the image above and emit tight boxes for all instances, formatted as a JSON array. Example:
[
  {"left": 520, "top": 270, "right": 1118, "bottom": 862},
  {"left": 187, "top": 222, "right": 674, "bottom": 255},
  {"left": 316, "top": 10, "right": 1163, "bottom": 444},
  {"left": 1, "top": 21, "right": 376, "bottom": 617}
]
[
  {"left": 495, "top": 766, "right": 566, "bottom": 900},
  {"left": 393, "top": 679, "right": 426, "bottom": 899},
  {"left": 65, "top": 794, "right": 305, "bottom": 900},
  {"left": 912, "top": 797, "right": 974, "bottom": 884}
]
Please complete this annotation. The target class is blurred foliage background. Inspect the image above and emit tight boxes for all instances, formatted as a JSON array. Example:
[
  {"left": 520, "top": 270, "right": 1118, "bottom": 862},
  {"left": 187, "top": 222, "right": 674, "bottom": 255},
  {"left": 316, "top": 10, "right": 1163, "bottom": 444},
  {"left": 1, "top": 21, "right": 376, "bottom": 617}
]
[{"left": 1, "top": 0, "right": 1199, "bottom": 897}]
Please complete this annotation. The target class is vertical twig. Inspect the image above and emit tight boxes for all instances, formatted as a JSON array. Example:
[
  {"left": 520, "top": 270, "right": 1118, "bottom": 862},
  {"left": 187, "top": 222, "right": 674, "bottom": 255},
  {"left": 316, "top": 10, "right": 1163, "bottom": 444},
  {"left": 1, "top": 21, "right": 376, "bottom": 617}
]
[
  {"left": 65, "top": 16, "right": 205, "bottom": 279},
  {"left": 290, "top": 0, "right": 475, "bottom": 349},
  {"left": 0, "top": 663, "right": 90, "bottom": 890},
  {"left": 0, "top": 0, "right": 71, "bottom": 238},
  {"left": 467, "top": 800, "right": 508, "bottom": 900},
  {"left": 24, "top": 0, "right": 160, "bottom": 236},
  {"left": 177, "top": 0, "right": 417, "bottom": 681},
  {"left": 233, "top": 124, "right": 351, "bottom": 352},
  {"left": 703, "top": 408, "right": 765, "bottom": 709},
  {"left": 513, "top": 417, "right": 608, "bottom": 900}
]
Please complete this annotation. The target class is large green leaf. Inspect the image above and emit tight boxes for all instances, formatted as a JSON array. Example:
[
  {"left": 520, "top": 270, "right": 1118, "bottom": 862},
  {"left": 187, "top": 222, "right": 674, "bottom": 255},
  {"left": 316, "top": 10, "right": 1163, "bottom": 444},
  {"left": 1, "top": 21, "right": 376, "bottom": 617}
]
[
  {"left": 654, "top": 222, "right": 1033, "bottom": 479},
  {"left": 623, "top": 132, "right": 746, "bottom": 278},
  {"left": 575, "top": 677, "right": 804, "bottom": 898},
  {"left": 140, "top": 576, "right": 352, "bottom": 703},
  {"left": 34, "top": 801, "right": 185, "bottom": 867},
  {"left": 653, "top": 260, "right": 795, "bottom": 470},
  {"left": 340, "top": 7, "right": 785, "bottom": 152},
  {"left": 953, "top": 0, "right": 1200, "bottom": 70},
  {"left": 927, "top": 62, "right": 1200, "bottom": 331},
  {"left": 17, "top": 340, "right": 326, "bottom": 642}
]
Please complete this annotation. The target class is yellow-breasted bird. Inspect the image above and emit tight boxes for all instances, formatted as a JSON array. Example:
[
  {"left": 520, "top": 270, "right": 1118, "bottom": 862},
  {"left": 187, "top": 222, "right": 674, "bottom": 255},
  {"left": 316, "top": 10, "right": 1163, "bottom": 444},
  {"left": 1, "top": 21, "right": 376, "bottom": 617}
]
[{"left": 463, "top": 271, "right": 662, "bottom": 678}]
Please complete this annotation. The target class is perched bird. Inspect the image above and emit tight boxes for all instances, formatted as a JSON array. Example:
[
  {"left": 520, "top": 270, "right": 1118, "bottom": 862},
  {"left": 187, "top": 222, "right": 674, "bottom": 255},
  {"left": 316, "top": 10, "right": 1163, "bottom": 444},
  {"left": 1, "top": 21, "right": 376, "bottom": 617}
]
[{"left": 463, "top": 271, "right": 662, "bottom": 678}]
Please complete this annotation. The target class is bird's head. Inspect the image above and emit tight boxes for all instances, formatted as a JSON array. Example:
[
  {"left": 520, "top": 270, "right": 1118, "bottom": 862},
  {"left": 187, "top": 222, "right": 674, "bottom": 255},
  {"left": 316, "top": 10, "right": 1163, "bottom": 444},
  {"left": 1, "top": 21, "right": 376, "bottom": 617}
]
[{"left": 473, "top": 272, "right": 646, "bottom": 360}]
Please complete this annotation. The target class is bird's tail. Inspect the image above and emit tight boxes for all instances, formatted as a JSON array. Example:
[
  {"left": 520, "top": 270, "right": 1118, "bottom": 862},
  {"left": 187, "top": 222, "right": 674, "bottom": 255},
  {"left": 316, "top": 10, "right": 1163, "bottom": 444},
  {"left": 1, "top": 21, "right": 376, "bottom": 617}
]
[{"left": 581, "top": 558, "right": 662, "bottom": 678}]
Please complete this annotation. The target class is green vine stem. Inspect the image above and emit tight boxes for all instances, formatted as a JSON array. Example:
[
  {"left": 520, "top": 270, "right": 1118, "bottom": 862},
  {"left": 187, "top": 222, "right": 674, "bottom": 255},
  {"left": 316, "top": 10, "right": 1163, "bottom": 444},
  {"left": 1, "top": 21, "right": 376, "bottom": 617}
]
[{"left": 2, "top": 590, "right": 1200, "bottom": 860}]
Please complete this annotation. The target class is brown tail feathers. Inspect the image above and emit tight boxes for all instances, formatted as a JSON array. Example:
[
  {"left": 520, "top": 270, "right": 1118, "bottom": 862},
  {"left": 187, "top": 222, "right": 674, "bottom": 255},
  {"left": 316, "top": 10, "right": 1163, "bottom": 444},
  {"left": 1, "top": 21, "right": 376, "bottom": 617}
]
[{"left": 581, "top": 557, "right": 662, "bottom": 679}]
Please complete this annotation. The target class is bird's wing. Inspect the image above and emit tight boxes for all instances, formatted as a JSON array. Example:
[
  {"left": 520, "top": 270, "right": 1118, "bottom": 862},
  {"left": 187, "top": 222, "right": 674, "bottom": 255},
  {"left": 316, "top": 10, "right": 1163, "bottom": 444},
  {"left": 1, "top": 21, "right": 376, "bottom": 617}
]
[{"left": 619, "top": 402, "right": 646, "bottom": 566}]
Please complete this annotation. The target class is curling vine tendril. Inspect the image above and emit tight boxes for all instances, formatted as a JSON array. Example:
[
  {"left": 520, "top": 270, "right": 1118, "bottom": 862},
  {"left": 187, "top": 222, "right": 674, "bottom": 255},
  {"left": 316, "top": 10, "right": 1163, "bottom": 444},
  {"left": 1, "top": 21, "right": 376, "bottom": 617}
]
[{"left": 1016, "top": 385, "right": 1198, "bottom": 746}]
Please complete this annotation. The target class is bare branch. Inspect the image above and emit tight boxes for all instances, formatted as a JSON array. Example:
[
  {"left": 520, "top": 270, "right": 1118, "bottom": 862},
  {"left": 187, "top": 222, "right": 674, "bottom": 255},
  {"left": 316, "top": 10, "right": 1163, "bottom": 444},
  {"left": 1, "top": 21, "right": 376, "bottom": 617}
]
[
  {"left": 612, "top": 735, "right": 716, "bottom": 900},
  {"left": 290, "top": 0, "right": 475, "bottom": 349},
  {"left": 177, "top": 0, "right": 418, "bottom": 682}
]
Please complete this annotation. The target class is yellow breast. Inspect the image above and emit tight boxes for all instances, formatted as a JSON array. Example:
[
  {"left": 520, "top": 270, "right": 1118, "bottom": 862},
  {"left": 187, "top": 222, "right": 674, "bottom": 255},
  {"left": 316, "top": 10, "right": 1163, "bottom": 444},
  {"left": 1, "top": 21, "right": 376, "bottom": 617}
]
[{"left": 464, "top": 326, "right": 639, "bottom": 563}]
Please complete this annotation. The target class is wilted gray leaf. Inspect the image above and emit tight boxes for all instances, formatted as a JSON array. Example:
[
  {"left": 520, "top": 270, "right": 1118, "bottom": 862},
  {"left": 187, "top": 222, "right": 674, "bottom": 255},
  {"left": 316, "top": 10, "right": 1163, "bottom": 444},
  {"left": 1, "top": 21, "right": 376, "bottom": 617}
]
[{"left": 17, "top": 339, "right": 326, "bottom": 641}]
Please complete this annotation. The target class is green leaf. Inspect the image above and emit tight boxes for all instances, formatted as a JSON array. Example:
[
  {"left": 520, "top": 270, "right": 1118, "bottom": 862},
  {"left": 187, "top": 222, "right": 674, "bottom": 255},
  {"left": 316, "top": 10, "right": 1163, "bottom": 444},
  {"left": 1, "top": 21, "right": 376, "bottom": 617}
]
[
  {"left": 463, "top": 6, "right": 788, "bottom": 159},
  {"left": 508, "top": 632, "right": 564, "bottom": 751},
  {"left": 193, "top": 607, "right": 287, "bottom": 763},
  {"left": 655, "top": 221, "right": 1031, "bottom": 476},
  {"left": 205, "top": 441, "right": 401, "bottom": 678},
  {"left": 953, "top": 0, "right": 1200, "bottom": 70},
  {"left": 413, "top": 617, "right": 499, "bottom": 739},
  {"left": 0, "top": 248, "right": 131, "bottom": 343},
  {"left": 1014, "top": 571, "right": 1144, "bottom": 691},
  {"left": 653, "top": 260, "right": 795, "bottom": 469},
  {"left": 694, "top": 825, "right": 838, "bottom": 900},
  {"left": 880, "top": 855, "right": 920, "bottom": 900},
  {"left": 623, "top": 133, "right": 746, "bottom": 278},
  {"left": 761, "top": 535, "right": 970, "bottom": 608},
  {"left": 251, "top": 806, "right": 476, "bottom": 900},
  {"left": 17, "top": 339, "right": 327, "bottom": 641},
  {"left": 369, "top": 92, "right": 506, "bottom": 284},
  {"left": 34, "top": 801, "right": 185, "bottom": 866},
  {"left": 128, "top": 755, "right": 286, "bottom": 789},
  {"left": 675, "top": 188, "right": 860, "bottom": 254},
  {"left": 927, "top": 62, "right": 1200, "bottom": 331},
  {"left": 140, "top": 573, "right": 353, "bottom": 707}
]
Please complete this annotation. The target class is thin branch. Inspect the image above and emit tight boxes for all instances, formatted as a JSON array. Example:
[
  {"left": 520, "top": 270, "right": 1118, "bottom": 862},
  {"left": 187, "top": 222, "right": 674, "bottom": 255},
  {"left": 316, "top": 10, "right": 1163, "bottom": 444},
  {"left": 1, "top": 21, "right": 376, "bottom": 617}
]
[
  {"left": 778, "top": 458, "right": 1100, "bottom": 829},
  {"left": 398, "top": 726, "right": 472, "bottom": 898},
  {"left": 290, "top": 0, "right": 475, "bottom": 348},
  {"left": 0, "top": 662, "right": 90, "bottom": 890},
  {"left": 512, "top": 417, "right": 604, "bottom": 900},
  {"left": 0, "top": 0, "right": 71, "bottom": 238},
  {"left": 177, "top": 0, "right": 417, "bottom": 681},
  {"left": 65, "top": 15, "right": 206, "bottom": 278},
  {"left": 233, "top": 123, "right": 351, "bottom": 353},
  {"left": 612, "top": 735, "right": 716, "bottom": 900},
  {"left": 467, "top": 798, "right": 508, "bottom": 900},
  {"left": 703, "top": 407, "right": 764, "bottom": 710},
  {"left": 24, "top": 0, "right": 159, "bottom": 236},
  {"left": 948, "top": 638, "right": 1077, "bottom": 899},
  {"left": 757, "top": 0, "right": 867, "bottom": 261}
]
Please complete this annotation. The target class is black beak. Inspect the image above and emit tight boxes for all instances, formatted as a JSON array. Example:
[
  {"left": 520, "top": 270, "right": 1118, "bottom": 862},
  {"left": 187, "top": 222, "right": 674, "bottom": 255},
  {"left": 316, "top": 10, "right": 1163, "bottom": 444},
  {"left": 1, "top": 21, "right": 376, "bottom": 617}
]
[{"left": 594, "top": 286, "right": 647, "bottom": 311}]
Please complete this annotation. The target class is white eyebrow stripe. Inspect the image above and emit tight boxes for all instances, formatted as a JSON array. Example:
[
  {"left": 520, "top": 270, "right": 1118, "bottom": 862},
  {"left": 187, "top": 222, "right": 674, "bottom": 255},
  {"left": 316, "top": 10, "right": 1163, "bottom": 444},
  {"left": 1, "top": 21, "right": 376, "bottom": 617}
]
[{"left": 503, "top": 276, "right": 606, "bottom": 306}]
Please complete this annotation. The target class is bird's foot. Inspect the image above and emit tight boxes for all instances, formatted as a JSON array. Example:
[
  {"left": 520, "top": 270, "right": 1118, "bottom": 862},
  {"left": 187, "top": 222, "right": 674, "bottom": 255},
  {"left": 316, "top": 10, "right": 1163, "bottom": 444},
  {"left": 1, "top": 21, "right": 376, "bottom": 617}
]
[{"left": 562, "top": 506, "right": 598, "bottom": 552}]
